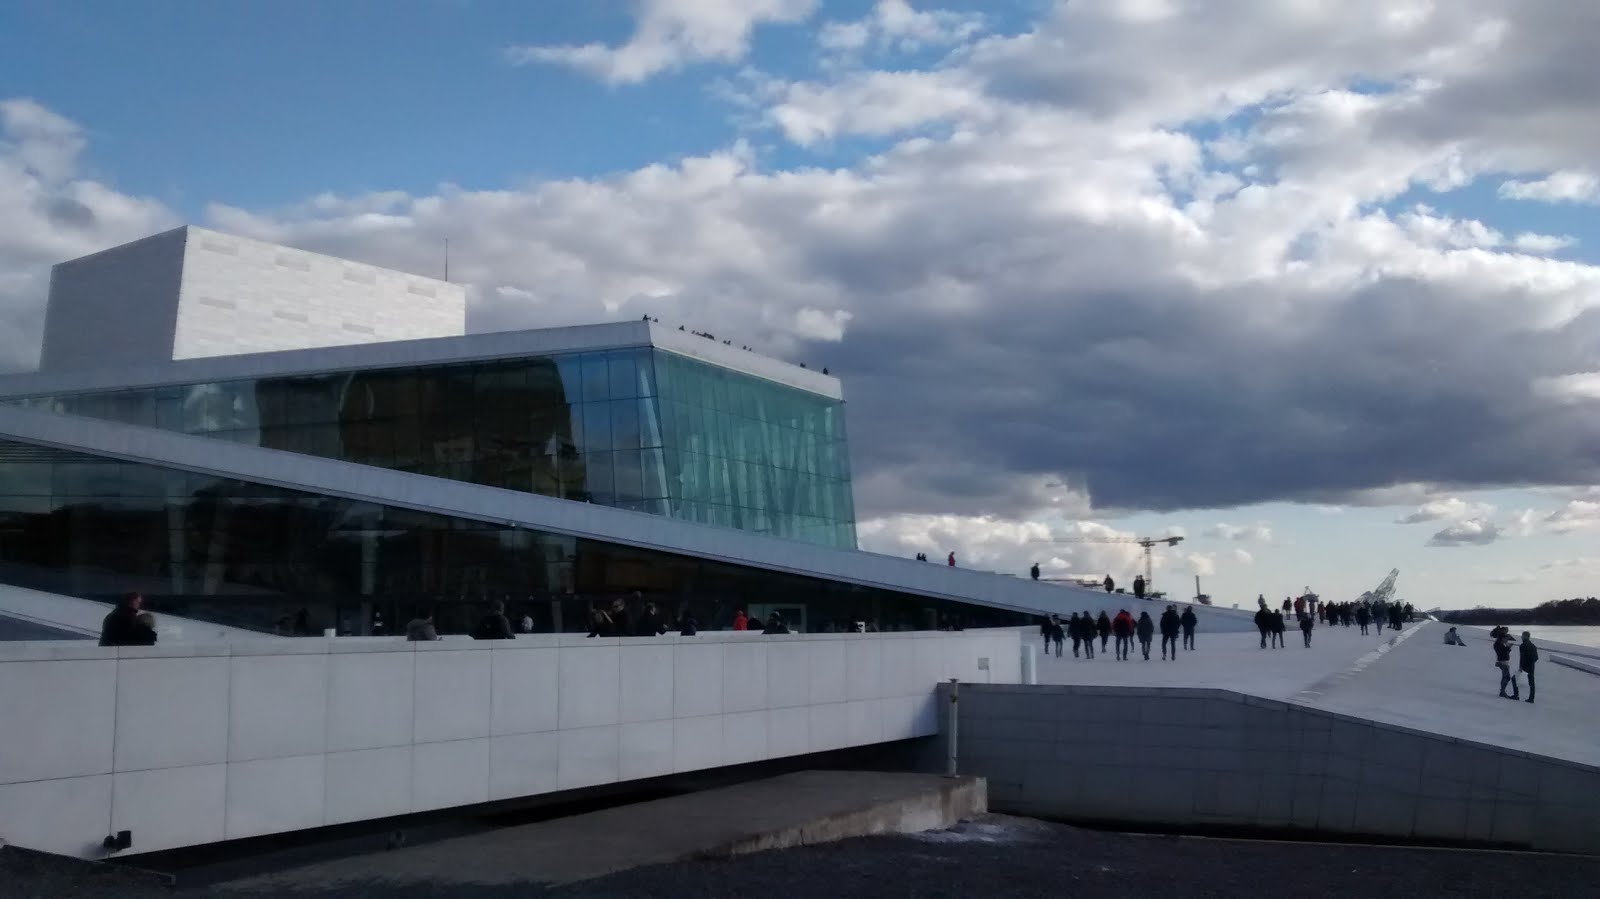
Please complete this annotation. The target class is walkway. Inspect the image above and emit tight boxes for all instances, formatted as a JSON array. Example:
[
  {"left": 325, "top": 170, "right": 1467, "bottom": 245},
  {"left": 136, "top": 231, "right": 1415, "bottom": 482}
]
[{"left": 1033, "top": 616, "right": 1413, "bottom": 700}]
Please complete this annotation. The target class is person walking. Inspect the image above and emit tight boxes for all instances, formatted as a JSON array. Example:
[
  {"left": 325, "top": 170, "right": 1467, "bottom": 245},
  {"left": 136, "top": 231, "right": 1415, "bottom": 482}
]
[
  {"left": 1519, "top": 632, "right": 1538, "bottom": 704},
  {"left": 1299, "top": 612, "right": 1314, "bottom": 648},
  {"left": 1270, "top": 610, "right": 1286, "bottom": 648},
  {"left": 1112, "top": 609, "right": 1134, "bottom": 660},
  {"left": 1096, "top": 610, "right": 1112, "bottom": 653},
  {"left": 1030, "top": 562, "right": 1040, "bottom": 581},
  {"left": 1079, "top": 613, "right": 1096, "bottom": 659},
  {"left": 1049, "top": 617, "right": 1064, "bottom": 657},
  {"left": 1067, "top": 612, "right": 1083, "bottom": 658},
  {"left": 1180, "top": 606, "right": 1197, "bottom": 651},
  {"left": 947, "top": 551, "right": 956, "bottom": 567},
  {"left": 1493, "top": 629, "right": 1519, "bottom": 700},
  {"left": 1254, "top": 606, "right": 1271, "bottom": 649},
  {"left": 1132, "top": 575, "right": 1146, "bottom": 599},
  {"left": 1103, "top": 574, "right": 1115, "bottom": 593},
  {"left": 1159, "top": 605, "right": 1181, "bottom": 660},
  {"left": 1355, "top": 603, "right": 1370, "bottom": 636},
  {"left": 1136, "top": 610, "right": 1155, "bottom": 661}
]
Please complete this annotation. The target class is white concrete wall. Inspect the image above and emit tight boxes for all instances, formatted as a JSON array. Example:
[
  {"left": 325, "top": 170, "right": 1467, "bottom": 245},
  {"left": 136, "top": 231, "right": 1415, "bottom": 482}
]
[
  {"left": 172, "top": 227, "right": 465, "bottom": 361},
  {"left": 36, "top": 227, "right": 464, "bottom": 374},
  {"left": 951, "top": 684, "right": 1600, "bottom": 854},
  {"left": 40, "top": 229, "right": 187, "bottom": 372},
  {"left": 0, "top": 628, "right": 1020, "bottom": 859}
]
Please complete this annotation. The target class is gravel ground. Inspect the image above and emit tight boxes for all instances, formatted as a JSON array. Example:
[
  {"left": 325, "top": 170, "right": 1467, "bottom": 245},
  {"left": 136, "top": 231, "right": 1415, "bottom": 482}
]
[{"left": 7, "top": 817, "right": 1596, "bottom": 899}]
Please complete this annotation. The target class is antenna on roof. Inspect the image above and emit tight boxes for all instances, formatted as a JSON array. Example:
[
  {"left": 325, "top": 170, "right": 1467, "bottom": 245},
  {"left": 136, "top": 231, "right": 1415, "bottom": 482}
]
[{"left": 444, "top": 238, "right": 450, "bottom": 283}]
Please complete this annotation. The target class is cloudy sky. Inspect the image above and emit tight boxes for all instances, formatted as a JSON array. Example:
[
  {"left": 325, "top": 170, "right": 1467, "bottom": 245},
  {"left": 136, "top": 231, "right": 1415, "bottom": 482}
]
[{"left": 3, "top": 0, "right": 1600, "bottom": 609}]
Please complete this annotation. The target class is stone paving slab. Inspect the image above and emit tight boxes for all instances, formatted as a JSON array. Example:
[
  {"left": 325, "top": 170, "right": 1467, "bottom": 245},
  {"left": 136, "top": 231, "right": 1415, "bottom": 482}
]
[{"left": 216, "top": 771, "right": 985, "bottom": 891}]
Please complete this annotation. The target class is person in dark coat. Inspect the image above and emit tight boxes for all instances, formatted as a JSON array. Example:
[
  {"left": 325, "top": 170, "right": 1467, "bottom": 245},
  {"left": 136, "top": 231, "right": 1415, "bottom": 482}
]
[
  {"left": 471, "top": 600, "right": 513, "bottom": 640},
  {"left": 1132, "top": 575, "right": 1146, "bottom": 599},
  {"left": 1067, "top": 612, "right": 1083, "bottom": 657},
  {"left": 1299, "top": 612, "right": 1314, "bottom": 647},
  {"left": 1095, "top": 611, "right": 1112, "bottom": 652},
  {"left": 1519, "top": 633, "right": 1538, "bottom": 703},
  {"left": 1135, "top": 610, "right": 1155, "bottom": 661},
  {"left": 1270, "top": 610, "right": 1287, "bottom": 648},
  {"left": 99, "top": 592, "right": 156, "bottom": 647},
  {"left": 634, "top": 602, "right": 667, "bottom": 636},
  {"left": 1159, "top": 606, "right": 1181, "bottom": 660},
  {"left": 1254, "top": 607, "right": 1272, "bottom": 649},
  {"left": 762, "top": 612, "right": 791, "bottom": 634},
  {"left": 1355, "top": 603, "right": 1370, "bottom": 635},
  {"left": 1077, "top": 613, "right": 1096, "bottom": 659},
  {"left": 1030, "top": 562, "right": 1040, "bottom": 581},
  {"left": 1103, "top": 574, "right": 1115, "bottom": 593},
  {"left": 1179, "top": 606, "right": 1198, "bottom": 650},
  {"left": 1493, "top": 630, "right": 1519, "bottom": 699}
]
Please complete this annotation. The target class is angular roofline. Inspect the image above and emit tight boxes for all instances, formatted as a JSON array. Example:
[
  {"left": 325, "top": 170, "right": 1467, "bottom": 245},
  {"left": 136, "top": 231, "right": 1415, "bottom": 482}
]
[{"left": 0, "top": 320, "right": 844, "bottom": 401}]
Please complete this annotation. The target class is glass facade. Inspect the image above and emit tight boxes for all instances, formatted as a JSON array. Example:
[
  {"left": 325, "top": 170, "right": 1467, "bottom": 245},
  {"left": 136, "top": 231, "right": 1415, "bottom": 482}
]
[
  {"left": 3, "top": 347, "right": 856, "bottom": 548},
  {"left": 0, "top": 439, "right": 1012, "bottom": 637}
]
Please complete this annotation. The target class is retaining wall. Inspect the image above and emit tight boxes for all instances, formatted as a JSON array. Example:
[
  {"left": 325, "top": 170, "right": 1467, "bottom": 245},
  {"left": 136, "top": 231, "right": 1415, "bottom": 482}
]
[
  {"left": 0, "top": 628, "right": 1021, "bottom": 858},
  {"left": 947, "top": 684, "right": 1600, "bottom": 854}
]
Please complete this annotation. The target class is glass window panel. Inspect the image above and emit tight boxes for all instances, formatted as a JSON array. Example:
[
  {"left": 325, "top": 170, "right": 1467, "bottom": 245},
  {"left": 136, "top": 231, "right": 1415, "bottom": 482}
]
[
  {"left": 612, "top": 449, "right": 644, "bottom": 503},
  {"left": 640, "top": 447, "right": 669, "bottom": 500},
  {"left": 0, "top": 461, "right": 53, "bottom": 495},
  {"left": 611, "top": 399, "right": 640, "bottom": 451},
  {"left": 638, "top": 397, "right": 664, "bottom": 448},
  {"left": 608, "top": 351, "right": 638, "bottom": 399},
  {"left": 583, "top": 402, "right": 613, "bottom": 453},
  {"left": 581, "top": 354, "right": 611, "bottom": 403},
  {"left": 584, "top": 451, "right": 614, "bottom": 502},
  {"left": 635, "top": 351, "right": 657, "bottom": 397}
]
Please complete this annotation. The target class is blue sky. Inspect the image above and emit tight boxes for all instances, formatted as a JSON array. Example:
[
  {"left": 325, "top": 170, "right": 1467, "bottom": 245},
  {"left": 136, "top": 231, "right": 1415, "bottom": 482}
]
[{"left": 3, "top": 1, "right": 1599, "bottom": 610}]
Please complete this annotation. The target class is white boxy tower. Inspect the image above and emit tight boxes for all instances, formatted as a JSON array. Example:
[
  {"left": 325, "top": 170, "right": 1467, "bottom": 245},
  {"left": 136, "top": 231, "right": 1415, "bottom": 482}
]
[{"left": 39, "top": 226, "right": 465, "bottom": 372}]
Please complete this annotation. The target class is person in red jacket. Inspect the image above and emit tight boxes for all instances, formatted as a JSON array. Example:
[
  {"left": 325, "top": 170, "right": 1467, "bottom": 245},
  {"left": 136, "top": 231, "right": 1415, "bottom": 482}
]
[
  {"left": 732, "top": 609, "right": 748, "bottom": 631},
  {"left": 1112, "top": 609, "right": 1135, "bottom": 660}
]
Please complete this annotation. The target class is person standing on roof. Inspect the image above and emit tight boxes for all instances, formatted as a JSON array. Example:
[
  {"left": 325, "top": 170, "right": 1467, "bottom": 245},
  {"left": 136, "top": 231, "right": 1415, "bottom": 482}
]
[
  {"left": 1112, "top": 609, "right": 1135, "bottom": 660},
  {"left": 1299, "top": 610, "right": 1314, "bottom": 647},
  {"left": 1180, "top": 606, "right": 1197, "bottom": 651},
  {"left": 1132, "top": 575, "right": 1146, "bottom": 599},
  {"left": 1103, "top": 574, "right": 1115, "bottom": 593},
  {"left": 1096, "top": 610, "right": 1112, "bottom": 653},
  {"left": 1136, "top": 610, "right": 1155, "bottom": 661},
  {"left": 1494, "top": 629, "right": 1519, "bottom": 700},
  {"left": 1067, "top": 612, "right": 1084, "bottom": 658},
  {"left": 1159, "top": 605, "right": 1181, "bottom": 660},
  {"left": 1030, "top": 562, "right": 1040, "bottom": 581},
  {"left": 1519, "top": 632, "right": 1538, "bottom": 704}
]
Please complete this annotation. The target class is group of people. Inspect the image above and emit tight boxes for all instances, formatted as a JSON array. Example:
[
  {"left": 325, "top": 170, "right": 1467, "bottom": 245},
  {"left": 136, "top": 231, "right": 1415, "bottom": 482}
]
[
  {"left": 1490, "top": 626, "right": 1538, "bottom": 703},
  {"left": 1040, "top": 605, "right": 1197, "bottom": 661},
  {"left": 1315, "top": 598, "right": 1414, "bottom": 634}
]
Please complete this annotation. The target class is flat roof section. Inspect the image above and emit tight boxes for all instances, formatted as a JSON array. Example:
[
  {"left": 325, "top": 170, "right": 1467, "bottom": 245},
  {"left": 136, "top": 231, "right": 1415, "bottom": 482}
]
[{"left": 0, "top": 320, "right": 842, "bottom": 402}]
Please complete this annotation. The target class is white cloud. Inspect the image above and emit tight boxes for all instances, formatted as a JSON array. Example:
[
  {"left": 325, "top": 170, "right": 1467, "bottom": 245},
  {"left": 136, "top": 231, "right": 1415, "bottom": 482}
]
[
  {"left": 1185, "top": 552, "right": 1217, "bottom": 577},
  {"left": 0, "top": 99, "right": 177, "bottom": 371},
  {"left": 1204, "top": 522, "right": 1273, "bottom": 542},
  {"left": 818, "top": 0, "right": 986, "bottom": 55},
  {"left": 1510, "top": 232, "right": 1576, "bottom": 254},
  {"left": 1543, "top": 500, "right": 1600, "bottom": 533},
  {"left": 1428, "top": 519, "right": 1501, "bottom": 547},
  {"left": 1498, "top": 170, "right": 1600, "bottom": 204},
  {"left": 506, "top": 0, "right": 817, "bottom": 85},
  {"left": 1230, "top": 548, "right": 1255, "bottom": 565},
  {"left": 1530, "top": 372, "right": 1600, "bottom": 404},
  {"left": 1396, "top": 497, "right": 1494, "bottom": 524}
]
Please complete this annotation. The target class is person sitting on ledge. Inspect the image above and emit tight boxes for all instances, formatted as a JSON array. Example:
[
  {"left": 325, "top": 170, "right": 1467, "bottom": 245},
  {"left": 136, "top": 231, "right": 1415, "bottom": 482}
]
[
  {"left": 99, "top": 592, "right": 157, "bottom": 647},
  {"left": 1443, "top": 626, "right": 1466, "bottom": 646}
]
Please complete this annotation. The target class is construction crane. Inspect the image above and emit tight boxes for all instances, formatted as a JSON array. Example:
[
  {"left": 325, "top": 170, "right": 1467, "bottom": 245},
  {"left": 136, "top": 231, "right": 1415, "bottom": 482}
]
[{"left": 1038, "top": 535, "right": 1185, "bottom": 592}]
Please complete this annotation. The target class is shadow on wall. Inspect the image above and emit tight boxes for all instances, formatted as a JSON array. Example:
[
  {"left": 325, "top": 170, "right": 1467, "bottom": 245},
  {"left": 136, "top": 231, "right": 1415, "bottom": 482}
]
[{"left": 938, "top": 684, "right": 1600, "bottom": 854}]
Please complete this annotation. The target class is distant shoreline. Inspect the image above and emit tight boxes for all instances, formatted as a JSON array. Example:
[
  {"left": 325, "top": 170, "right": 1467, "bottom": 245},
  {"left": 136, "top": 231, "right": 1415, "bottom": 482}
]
[{"left": 1437, "top": 612, "right": 1600, "bottom": 627}]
